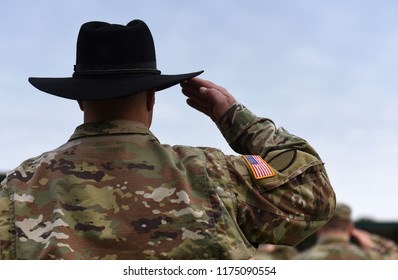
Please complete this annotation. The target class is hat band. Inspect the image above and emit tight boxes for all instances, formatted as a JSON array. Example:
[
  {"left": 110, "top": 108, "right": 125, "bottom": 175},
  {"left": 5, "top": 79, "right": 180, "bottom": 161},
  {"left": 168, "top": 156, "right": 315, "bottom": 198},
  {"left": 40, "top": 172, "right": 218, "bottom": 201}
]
[
  {"left": 73, "top": 62, "right": 160, "bottom": 77},
  {"left": 73, "top": 68, "right": 161, "bottom": 77}
]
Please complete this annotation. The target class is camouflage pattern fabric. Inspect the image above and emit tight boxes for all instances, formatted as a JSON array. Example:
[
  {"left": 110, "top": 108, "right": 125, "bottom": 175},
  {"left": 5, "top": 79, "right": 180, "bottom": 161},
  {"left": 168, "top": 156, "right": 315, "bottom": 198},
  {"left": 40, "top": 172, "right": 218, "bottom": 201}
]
[
  {"left": 0, "top": 103, "right": 335, "bottom": 259},
  {"left": 251, "top": 244, "right": 298, "bottom": 260},
  {"left": 250, "top": 248, "right": 275, "bottom": 260},
  {"left": 365, "top": 233, "right": 398, "bottom": 260},
  {"left": 293, "top": 236, "right": 372, "bottom": 260}
]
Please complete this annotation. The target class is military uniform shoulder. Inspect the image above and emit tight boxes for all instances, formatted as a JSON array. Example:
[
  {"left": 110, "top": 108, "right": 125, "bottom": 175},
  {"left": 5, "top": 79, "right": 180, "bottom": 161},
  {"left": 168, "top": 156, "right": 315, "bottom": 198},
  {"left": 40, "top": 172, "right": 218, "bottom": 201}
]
[
  {"left": 171, "top": 144, "right": 226, "bottom": 158},
  {"left": 4, "top": 144, "right": 70, "bottom": 183}
]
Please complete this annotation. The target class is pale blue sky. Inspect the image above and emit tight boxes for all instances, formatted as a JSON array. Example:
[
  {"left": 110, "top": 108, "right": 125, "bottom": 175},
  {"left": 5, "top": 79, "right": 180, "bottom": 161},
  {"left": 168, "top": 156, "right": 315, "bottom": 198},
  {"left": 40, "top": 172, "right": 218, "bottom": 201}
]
[{"left": 1, "top": 0, "right": 398, "bottom": 221}]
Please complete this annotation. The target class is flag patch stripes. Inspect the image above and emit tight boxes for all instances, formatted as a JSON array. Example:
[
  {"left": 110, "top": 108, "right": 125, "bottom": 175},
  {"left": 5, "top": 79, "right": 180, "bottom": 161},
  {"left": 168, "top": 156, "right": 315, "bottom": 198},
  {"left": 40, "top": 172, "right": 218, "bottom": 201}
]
[{"left": 242, "top": 155, "right": 275, "bottom": 179}]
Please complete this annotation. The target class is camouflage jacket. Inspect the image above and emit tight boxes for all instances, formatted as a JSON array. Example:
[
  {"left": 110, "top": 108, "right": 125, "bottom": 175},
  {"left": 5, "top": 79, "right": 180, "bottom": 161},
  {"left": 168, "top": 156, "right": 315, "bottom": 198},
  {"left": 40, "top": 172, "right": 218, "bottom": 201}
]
[
  {"left": 0, "top": 103, "right": 335, "bottom": 259},
  {"left": 294, "top": 236, "right": 372, "bottom": 260},
  {"left": 365, "top": 233, "right": 398, "bottom": 260}
]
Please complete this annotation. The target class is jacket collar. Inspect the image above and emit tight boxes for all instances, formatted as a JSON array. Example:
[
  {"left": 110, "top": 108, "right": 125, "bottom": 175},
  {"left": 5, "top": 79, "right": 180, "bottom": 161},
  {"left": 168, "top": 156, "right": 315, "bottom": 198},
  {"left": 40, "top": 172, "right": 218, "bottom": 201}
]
[{"left": 69, "top": 120, "right": 156, "bottom": 141}]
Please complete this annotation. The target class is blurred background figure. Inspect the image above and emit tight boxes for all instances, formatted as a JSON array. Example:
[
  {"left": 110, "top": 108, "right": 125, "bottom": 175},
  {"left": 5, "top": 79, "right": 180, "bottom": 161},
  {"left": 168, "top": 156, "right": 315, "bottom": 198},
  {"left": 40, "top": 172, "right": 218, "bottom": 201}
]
[
  {"left": 294, "top": 202, "right": 372, "bottom": 260},
  {"left": 351, "top": 227, "right": 398, "bottom": 260},
  {"left": 251, "top": 244, "right": 298, "bottom": 260}
]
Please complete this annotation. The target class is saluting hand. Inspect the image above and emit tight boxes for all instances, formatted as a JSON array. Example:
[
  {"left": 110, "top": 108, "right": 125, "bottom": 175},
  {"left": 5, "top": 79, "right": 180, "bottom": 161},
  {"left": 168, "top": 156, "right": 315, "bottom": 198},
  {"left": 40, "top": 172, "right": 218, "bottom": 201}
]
[{"left": 180, "top": 77, "right": 236, "bottom": 123}]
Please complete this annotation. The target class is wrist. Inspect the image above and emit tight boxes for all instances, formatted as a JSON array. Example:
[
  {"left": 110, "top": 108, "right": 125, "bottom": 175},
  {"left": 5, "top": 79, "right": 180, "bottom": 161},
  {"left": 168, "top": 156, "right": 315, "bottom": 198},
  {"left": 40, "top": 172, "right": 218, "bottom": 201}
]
[{"left": 217, "top": 103, "right": 256, "bottom": 144}]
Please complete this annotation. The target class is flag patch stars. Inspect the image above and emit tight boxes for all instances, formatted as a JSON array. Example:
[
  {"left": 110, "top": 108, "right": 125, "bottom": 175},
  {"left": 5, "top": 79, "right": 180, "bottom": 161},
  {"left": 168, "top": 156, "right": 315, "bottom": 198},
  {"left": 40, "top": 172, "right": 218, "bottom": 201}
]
[{"left": 242, "top": 155, "right": 275, "bottom": 179}]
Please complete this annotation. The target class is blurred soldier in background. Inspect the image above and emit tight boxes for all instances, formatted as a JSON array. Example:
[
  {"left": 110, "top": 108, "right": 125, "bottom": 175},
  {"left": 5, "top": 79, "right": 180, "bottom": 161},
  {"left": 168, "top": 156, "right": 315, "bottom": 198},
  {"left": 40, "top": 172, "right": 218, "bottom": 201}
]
[
  {"left": 251, "top": 244, "right": 298, "bottom": 260},
  {"left": 294, "top": 202, "right": 372, "bottom": 260},
  {"left": 352, "top": 225, "right": 398, "bottom": 259}
]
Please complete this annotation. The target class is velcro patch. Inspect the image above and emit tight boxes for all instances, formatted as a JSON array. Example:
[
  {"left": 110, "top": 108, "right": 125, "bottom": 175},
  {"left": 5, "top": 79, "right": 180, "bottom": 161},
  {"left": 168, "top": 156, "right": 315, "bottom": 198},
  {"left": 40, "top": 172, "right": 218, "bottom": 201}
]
[{"left": 242, "top": 155, "right": 275, "bottom": 179}]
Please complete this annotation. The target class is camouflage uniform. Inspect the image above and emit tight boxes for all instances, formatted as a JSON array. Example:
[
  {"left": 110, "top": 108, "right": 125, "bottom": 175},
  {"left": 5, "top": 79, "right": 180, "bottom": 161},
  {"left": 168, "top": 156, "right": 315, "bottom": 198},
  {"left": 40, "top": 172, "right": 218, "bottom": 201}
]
[
  {"left": 293, "top": 236, "right": 372, "bottom": 260},
  {"left": 294, "top": 202, "right": 371, "bottom": 260},
  {"left": 251, "top": 244, "right": 298, "bottom": 260},
  {"left": 362, "top": 233, "right": 398, "bottom": 260},
  {"left": 0, "top": 104, "right": 335, "bottom": 259}
]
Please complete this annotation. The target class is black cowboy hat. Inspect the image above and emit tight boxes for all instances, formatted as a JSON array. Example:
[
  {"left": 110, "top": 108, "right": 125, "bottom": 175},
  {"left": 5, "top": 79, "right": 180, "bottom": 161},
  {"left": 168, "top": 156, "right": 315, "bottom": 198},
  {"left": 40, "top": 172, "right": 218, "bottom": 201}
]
[{"left": 28, "top": 19, "right": 203, "bottom": 100}]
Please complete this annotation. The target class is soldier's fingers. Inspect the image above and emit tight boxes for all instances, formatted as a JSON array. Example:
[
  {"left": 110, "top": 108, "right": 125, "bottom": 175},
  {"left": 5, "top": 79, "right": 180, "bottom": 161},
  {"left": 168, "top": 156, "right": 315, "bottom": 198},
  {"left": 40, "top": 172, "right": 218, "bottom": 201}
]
[
  {"left": 180, "top": 82, "right": 202, "bottom": 98},
  {"left": 190, "top": 78, "right": 231, "bottom": 98},
  {"left": 186, "top": 98, "right": 212, "bottom": 118},
  {"left": 198, "top": 87, "right": 237, "bottom": 123},
  {"left": 181, "top": 77, "right": 223, "bottom": 94},
  {"left": 181, "top": 86, "right": 212, "bottom": 107},
  {"left": 196, "top": 87, "right": 232, "bottom": 107},
  {"left": 180, "top": 80, "right": 199, "bottom": 93}
]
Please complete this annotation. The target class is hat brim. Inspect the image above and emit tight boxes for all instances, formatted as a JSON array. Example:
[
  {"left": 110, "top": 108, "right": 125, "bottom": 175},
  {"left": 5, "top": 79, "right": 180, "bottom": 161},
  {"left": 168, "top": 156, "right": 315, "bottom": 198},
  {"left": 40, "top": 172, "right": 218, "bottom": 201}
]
[{"left": 28, "top": 71, "right": 203, "bottom": 100}]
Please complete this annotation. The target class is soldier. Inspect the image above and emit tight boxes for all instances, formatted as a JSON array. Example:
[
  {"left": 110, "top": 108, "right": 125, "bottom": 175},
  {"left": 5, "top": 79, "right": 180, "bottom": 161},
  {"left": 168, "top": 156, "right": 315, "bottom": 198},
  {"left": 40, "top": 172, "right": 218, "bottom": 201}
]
[
  {"left": 251, "top": 244, "right": 298, "bottom": 260},
  {"left": 294, "top": 202, "right": 372, "bottom": 260},
  {"left": 351, "top": 224, "right": 398, "bottom": 260},
  {"left": 0, "top": 19, "right": 335, "bottom": 259}
]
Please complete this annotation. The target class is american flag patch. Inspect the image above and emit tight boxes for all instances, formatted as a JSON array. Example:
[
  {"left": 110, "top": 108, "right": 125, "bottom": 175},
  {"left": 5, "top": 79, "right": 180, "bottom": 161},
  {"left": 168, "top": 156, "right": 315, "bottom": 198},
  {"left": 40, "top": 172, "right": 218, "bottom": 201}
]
[{"left": 242, "top": 155, "right": 275, "bottom": 179}]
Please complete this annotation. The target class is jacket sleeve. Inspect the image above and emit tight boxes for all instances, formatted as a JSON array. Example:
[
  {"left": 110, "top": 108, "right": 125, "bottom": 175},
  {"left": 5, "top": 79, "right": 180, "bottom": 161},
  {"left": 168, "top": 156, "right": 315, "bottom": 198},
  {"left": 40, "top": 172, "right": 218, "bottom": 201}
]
[
  {"left": 0, "top": 177, "right": 12, "bottom": 260},
  {"left": 217, "top": 103, "right": 336, "bottom": 246}
]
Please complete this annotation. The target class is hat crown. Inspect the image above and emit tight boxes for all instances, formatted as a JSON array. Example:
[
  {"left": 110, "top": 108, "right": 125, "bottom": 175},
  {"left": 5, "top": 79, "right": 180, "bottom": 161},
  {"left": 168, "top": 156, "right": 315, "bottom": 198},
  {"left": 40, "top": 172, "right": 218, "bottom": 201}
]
[
  {"left": 28, "top": 19, "right": 203, "bottom": 100},
  {"left": 334, "top": 203, "right": 352, "bottom": 220},
  {"left": 74, "top": 20, "right": 157, "bottom": 74}
]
